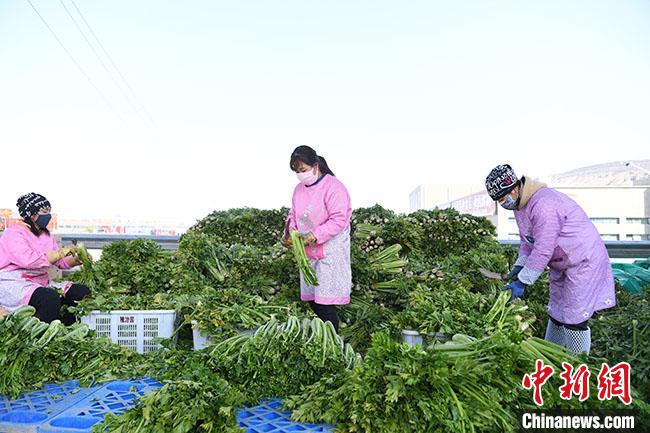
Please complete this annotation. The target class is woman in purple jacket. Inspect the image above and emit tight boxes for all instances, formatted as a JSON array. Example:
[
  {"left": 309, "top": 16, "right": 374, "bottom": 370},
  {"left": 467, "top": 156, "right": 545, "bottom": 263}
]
[{"left": 485, "top": 164, "right": 615, "bottom": 354}]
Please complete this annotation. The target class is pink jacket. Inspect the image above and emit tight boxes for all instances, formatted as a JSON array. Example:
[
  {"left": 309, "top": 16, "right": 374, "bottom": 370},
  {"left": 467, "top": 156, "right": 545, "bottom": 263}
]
[
  {"left": 287, "top": 174, "right": 352, "bottom": 259},
  {"left": 0, "top": 224, "right": 73, "bottom": 288}
]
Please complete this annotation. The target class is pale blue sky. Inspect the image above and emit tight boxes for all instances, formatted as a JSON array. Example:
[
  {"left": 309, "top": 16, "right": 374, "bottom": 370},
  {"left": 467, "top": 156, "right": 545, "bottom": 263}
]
[{"left": 1, "top": 1, "right": 649, "bottom": 223}]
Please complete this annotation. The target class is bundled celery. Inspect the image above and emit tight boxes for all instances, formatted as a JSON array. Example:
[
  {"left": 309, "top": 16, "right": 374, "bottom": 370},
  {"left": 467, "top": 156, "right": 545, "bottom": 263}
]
[
  {"left": 369, "top": 244, "right": 406, "bottom": 274},
  {"left": 353, "top": 223, "right": 378, "bottom": 239},
  {"left": 290, "top": 231, "right": 319, "bottom": 286},
  {"left": 77, "top": 244, "right": 93, "bottom": 272},
  {"left": 71, "top": 243, "right": 97, "bottom": 287}
]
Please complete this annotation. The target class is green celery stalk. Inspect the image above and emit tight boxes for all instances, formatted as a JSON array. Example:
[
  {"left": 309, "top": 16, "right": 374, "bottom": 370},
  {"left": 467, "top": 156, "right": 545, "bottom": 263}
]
[{"left": 290, "top": 231, "right": 319, "bottom": 286}]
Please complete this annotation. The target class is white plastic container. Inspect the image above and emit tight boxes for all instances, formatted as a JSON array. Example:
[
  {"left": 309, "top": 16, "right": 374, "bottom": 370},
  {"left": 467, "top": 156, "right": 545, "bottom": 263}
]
[
  {"left": 401, "top": 329, "right": 424, "bottom": 347},
  {"left": 81, "top": 310, "right": 177, "bottom": 354},
  {"left": 191, "top": 320, "right": 212, "bottom": 350}
]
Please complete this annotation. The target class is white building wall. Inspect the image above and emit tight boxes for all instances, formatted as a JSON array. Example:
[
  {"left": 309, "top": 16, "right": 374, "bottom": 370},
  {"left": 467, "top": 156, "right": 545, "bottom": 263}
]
[{"left": 409, "top": 184, "right": 481, "bottom": 212}]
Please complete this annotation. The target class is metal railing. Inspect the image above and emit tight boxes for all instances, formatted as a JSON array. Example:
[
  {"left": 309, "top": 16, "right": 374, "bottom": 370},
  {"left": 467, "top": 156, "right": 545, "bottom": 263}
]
[
  {"left": 57, "top": 233, "right": 650, "bottom": 259},
  {"left": 59, "top": 234, "right": 181, "bottom": 251},
  {"left": 497, "top": 240, "right": 650, "bottom": 259}
]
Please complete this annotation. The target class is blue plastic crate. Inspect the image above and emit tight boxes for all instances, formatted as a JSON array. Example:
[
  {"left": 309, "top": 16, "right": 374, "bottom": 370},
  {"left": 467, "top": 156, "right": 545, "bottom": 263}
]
[
  {"left": 0, "top": 378, "right": 160, "bottom": 433},
  {"left": 236, "top": 399, "right": 333, "bottom": 433},
  {"left": 0, "top": 381, "right": 98, "bottom": 416},
  {"left": 2, "top": 382, "right": 332, "bottom": 433},
  {"left": 39, "top": 378, "right": 161, "bottom": 433},
  {"left": 0, "top": 381, "right": 99, "bottom": 433}
]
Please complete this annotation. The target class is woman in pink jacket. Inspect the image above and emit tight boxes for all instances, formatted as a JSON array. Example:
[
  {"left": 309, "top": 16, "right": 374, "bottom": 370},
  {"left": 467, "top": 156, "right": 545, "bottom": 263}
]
[
  {"left": 485, "top": 165, "right": 615, "bottom": 354},
  {"left": 0, "top": 193, "right": 91, "bottom": 324},
  {"left": 282, "top": 146, "right": 352, "bottom": 332}
]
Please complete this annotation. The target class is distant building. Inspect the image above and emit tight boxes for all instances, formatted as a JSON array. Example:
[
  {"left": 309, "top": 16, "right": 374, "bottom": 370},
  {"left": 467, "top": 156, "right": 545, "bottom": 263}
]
[
  {"left": 411, "top": 160, "right": 650, "bottom": 241},
  {"left": 0, "top": 210, "right": 185, "bottom": 236},
  {"left": 409, "top": 184, "right": 482, "bottom": 213},
  {"left": 56, "top": 218, "right": 188, "bottom": 235}
]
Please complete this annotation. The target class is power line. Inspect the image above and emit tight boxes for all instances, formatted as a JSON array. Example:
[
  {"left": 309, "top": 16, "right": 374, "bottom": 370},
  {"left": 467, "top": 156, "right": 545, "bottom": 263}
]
[
  {"left": 24, "top": 0, "right": 126, "bottom": 125},
  {"left": 68, "top": 0, "right": 156, "bottom": 126},
  {"left": 58, "top": 0, "right": 145, "bottom": 122}
]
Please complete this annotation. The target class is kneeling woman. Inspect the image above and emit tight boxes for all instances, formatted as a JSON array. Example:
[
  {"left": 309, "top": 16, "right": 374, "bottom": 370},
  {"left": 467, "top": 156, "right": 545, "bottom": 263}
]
[
  {"left": 0, "top": 193, "right": 91, "bottom": 324},
  {"left": 283, "top": 146, "right": 352, "bottom": 332}
]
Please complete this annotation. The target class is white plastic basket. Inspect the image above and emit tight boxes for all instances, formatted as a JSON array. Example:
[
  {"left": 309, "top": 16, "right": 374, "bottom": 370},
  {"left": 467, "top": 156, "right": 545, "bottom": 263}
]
[
  {"left": 400, "top": 330, "right": 449, "bottom": 347},
  {"left": 81, "top": 310, "right": 177, "bottom": 354},
  {"left": 191, "top": 320, "right": 212, "bottom": 351}
]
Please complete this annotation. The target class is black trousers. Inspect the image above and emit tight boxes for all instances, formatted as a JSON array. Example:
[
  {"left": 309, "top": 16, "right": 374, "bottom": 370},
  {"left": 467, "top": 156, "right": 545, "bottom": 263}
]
[
  {"left": 309, "top": 301, "right": 339, "bottom": 332},
  {"left": 28, "top": 284, "right": 90, "bottom": 325}
]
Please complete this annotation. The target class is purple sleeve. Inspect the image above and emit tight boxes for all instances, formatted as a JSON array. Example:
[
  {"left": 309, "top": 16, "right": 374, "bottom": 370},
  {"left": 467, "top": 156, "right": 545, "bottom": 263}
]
[
  {"left": 312, "top": 183, "right": 351, "bottom": 244},
  {"left": 518, "top": 200, "right": 562, "bottom": 284},
  {"left": 514, "top": 212, "right": 531, "bottom": 264},
  {"left": 516, "top": 232, "right": 532, "bottom": 266},
  {"left": 3, "top": 229, "right": 50, "bottom": 269}
]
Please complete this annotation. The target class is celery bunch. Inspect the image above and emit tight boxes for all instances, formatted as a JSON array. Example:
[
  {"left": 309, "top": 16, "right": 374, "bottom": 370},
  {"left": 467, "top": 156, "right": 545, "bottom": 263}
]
[{"left": 290, "top": 231, "right": 319, "bottom": 286}]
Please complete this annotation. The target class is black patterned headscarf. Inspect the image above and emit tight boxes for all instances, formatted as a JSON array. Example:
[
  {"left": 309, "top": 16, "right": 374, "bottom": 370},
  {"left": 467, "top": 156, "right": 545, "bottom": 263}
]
[
  {"left": 16, "top": 193, "right": 51, "bottom": 219},
  {"left": 485, "top": 164, "right": 520, "bottom": 200}
]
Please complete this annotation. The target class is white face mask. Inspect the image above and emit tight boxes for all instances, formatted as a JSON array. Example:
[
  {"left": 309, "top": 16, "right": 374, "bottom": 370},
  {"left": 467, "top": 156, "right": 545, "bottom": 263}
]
[{"left": 296, "top": 167, "right": 318, "bottom": 185}]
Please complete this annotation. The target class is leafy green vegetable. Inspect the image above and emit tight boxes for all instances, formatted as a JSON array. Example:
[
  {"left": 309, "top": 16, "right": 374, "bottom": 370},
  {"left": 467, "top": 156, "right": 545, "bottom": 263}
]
[
  {"left": 290, "top": 231, "right": 318, "bottom": 286},
  {"left": 97, "top": 377, "right": 243, "bottom": 433},
  {"left": 591, "top": 288, "right": 650, "bottom": 399},
  {"left": 75, "top": 243, "right": 96, "bottom": 284}
]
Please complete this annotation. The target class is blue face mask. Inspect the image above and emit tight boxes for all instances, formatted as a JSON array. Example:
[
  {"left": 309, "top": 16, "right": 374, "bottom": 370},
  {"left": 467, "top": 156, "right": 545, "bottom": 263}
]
[
  {"left": 35, "top": 214, "right": 52, "bottom": 229},
  {"left": 500, "top": 194, "right": 519, "bottom": 211}
]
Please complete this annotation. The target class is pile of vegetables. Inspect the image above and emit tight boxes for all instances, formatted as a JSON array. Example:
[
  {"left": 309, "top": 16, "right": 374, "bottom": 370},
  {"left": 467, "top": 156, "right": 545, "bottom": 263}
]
[
  {"left": 69, "top": 239, "right": 178, "bottom": 315},
  {"left": 287, "top": 332, "right": 523, "bottom": 433},
  {"left": 99, "top": 376, "right": 243, "bottom": 433},
  {"left": 188, "top": 207, "right": 288, "bottom": 247},
  {"left": 186, "top": 287, "right": 302, "bottom": 339},
  {"left": 209, "top": 317, "right": 360, "bottom": 404},
  {"left": 0, "top": 306, "right": 143, "bottom": 398},
  {"left": 0, "top": 205, "right": 647, "bottom": 433},
  {"left": 287, "top": 330, "right": 649, "bottom": 433},
  {"left": 351, "top": 206, "right": 496, "bottom": 260},
  {"left": 393, "top": 287, "right": 534, "bottom": 341}
]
